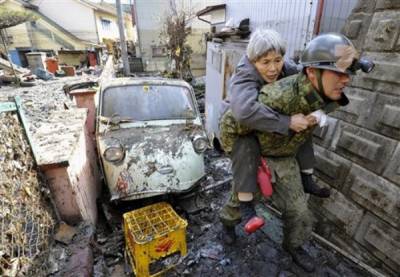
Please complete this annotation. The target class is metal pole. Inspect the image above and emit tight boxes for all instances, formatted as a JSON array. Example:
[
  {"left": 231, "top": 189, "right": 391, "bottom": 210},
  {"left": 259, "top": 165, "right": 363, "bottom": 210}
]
[
  {"left": 116, "top": 0, "right": 130, "bottom": 76},
  {"left": 313, "top": 0, "right": 325, "bottom": 35},
  {"left": 0, "top": 29, "right": 20, "bottom": 85}
]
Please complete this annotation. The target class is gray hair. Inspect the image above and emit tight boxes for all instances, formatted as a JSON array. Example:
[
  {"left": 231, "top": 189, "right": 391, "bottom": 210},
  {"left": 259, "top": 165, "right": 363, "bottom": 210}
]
[{"left": 246, "top": 29, "right": 286, "bottom": 62}]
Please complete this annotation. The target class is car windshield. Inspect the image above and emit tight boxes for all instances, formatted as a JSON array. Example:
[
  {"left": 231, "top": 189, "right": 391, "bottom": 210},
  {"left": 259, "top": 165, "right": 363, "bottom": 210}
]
[{"left": 101, "top": 84, "right": 196, "bottom": 121}]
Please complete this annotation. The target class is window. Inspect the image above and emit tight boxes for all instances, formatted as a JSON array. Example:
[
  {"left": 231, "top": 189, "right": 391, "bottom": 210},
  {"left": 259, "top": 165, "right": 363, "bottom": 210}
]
[
  {"left": 102, "top": 85, "right": 196, "bottom": 121},
  {"left": 151, "top": 46, "right": 167, "bottom": 57},
  {"left": 101, "top": 19, "right": 111, "bottom": 31}
]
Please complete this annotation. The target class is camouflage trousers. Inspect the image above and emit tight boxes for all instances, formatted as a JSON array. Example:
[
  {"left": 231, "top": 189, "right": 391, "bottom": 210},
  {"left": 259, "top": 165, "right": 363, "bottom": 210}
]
[{"left": 219, "top": 156, "right": 314, "bottom": 249}]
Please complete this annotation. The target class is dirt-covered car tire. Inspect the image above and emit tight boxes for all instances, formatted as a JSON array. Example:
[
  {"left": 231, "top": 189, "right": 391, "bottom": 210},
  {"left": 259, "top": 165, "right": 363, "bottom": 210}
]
[{"left": 20, "top": 81, "right": 37, "bottom": 87}]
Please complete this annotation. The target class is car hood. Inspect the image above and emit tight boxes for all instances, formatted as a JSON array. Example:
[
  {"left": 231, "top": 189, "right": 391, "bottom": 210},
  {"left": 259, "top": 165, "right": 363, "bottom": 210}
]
[
  {"left": 98, "top": 122, "right": 205, "bottom": 200},
  {"left": 99, "top": 122, "right": 203, "bottom": 155}
]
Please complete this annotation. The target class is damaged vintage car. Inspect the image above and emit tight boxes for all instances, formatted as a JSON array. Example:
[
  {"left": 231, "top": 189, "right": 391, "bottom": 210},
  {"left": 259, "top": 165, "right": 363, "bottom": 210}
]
[{"left": 96, "top": 78, "right": 208, "bottom": 201}]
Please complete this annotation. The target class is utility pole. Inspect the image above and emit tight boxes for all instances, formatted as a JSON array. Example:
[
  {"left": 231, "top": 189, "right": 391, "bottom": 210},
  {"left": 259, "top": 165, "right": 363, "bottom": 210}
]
[{"left": 116, "top": 0, "right": 130, "bottom": 76}]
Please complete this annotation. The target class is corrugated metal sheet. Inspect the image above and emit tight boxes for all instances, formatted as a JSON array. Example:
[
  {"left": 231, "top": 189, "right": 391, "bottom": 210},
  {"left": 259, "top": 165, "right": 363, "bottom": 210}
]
[
  {"left": 224, "top": 0, "right": 318, "bottom": 59},
  {"left": 319, "top": 0, "right": 358, "bottom": 33},
  {"left": 204, "top": 41, "right": 247, "bottom": 142}
]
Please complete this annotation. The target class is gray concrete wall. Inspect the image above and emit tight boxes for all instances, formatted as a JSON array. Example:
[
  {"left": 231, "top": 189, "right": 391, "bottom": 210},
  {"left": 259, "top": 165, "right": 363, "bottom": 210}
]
[{"left": 312, "top": 1, "right": 400, "bottom": 275}]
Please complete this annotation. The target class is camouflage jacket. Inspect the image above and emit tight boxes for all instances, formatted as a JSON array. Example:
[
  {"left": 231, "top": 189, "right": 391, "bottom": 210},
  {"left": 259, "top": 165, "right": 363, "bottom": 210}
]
[{"left": 219, "top": 73, "right": 347, "bottom": 156}]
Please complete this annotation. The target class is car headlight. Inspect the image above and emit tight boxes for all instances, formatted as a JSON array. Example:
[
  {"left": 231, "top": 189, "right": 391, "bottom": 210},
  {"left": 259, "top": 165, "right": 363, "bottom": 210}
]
[
  {"left": 103, "top": 145, "right": 125, "bottom": 163},
  {"left": 192, "top": 135, "right": 208, "bottom": 154}
]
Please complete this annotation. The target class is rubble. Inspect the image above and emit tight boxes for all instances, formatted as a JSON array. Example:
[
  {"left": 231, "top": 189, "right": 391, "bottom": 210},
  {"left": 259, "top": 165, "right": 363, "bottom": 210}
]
[
  {"left": 0, "top": 57, "right": 39, "bottom": 85},
  {"left": 54, "top": 223, "right": 78, "bottom": 245},
  {"left": 0, "top": 57, "right": 30, "bottom": 75},
  {"left": 89, "top": 149, "right": 373, "bottom": 277},
  {"left": 46, "top": 222, "right": 95, "bottom": 277},
  {"left": 0, "top": 75, "right": 98, "bottom": 165}
]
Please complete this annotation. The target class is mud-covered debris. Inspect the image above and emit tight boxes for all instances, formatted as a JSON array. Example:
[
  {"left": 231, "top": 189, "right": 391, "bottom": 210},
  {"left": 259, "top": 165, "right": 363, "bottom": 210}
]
[
  {"left": 66, "top": 246, "right": 93, "bottom": 276},
  {"left": 219, "top": 258, "right": 231, "bottom": 266},
  {"left": 93, "top": 226, "right": 125, "bottom": 273},
  {"left": 177, "top": 193, "right": 208, "bottom": 214},
  {"left": 47, "top": 247, "right": 67, "bottom": 274},
  {"left": 200, "top": 243, "right": 224, "bottom": 260},
  {"left": 91, "top": 149, "right": 373, "bottom": 277},
  {"left": 93, "top": 257, "right": 111, "bottom": 277},
  {"left": 109, "top": 264, "right": 125, "bottom": 277},
  {"left": 54, "top": 222, "right": 77, "bottom": 245},
  {"left": 200, "top": 223, "right": 212, "bottom": 232},
  {"left": 47, "top": 222, "right": 95, "bottom": 276}
]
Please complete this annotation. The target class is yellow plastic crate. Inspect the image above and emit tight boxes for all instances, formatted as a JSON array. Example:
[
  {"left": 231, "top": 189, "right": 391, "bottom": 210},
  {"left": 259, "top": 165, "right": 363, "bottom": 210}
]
[{"left": 123, "top": 202, "right": 188, "bottom": 277}]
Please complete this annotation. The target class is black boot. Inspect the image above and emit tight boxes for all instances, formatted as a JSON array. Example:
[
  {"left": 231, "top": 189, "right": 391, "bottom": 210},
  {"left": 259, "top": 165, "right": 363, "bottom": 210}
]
[
  {"left": 285, "top": 246, "right": 316, "bottom": 273},
  {"left": 221, "top": 225, "right": 236, "bottom": 245},
  {"left": 301, "top": 173, "right": 331, "bottom": 198}
]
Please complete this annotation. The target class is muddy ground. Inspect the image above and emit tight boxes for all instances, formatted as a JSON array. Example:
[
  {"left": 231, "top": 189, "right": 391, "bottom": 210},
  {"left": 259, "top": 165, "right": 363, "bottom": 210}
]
[{"left": 89, "top": 149, "right": 372, "bottom": 277}]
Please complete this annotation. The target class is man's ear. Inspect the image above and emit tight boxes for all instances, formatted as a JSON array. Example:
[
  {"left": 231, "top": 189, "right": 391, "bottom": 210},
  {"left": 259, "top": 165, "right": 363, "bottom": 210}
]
[{"left": 305, "top": 67, "right": 314, "bottom": 79}]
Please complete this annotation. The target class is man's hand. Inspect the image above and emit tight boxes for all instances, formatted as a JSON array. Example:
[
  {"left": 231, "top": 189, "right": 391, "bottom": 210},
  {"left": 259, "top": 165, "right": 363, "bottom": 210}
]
[
  {"left": 305, "top": 114, "right": 318, "bottom": 127},
  {"left": 289, "top": 114, "right": 310, "bottom": 132}
]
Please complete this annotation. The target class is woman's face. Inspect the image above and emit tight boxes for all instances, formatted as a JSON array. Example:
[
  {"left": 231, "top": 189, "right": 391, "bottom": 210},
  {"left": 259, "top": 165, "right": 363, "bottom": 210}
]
[{"left": 253, "top": 51, "right": 284, "bottom": 83}]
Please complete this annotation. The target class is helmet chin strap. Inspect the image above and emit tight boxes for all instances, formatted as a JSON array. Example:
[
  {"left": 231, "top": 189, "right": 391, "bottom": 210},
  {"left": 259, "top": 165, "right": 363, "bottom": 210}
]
[{"left": 315, "top": 68, "right": 327, "bottom": 101}]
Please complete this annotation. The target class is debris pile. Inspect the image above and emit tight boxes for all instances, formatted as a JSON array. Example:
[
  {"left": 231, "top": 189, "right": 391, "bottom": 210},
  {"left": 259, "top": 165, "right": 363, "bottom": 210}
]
[
  {"left": 0, "top": 113, "right": 55, "bottom": 276},
  {"left": 0, "top": 55, "right": 102, "bottom": 88},
  {"left": 0, "top": 57, "right": 36, "bottom": 87},
  {"left": 47, "top": 222, "right": 95, "bottom": 277},
  {"left": 0, "top": 76, "right": 96, "bottom": 130},
  {"left": 91, "top": 149, "right": 372, "bottom": 276}
]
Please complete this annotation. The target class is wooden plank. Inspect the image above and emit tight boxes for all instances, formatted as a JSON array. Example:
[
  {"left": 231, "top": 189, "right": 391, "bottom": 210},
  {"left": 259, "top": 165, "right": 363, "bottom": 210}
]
[
  {"left": 0, "top": 102, "right": 17, "bottom": 113},
  {"left": 14, "top": 96, "right": 39, "bottom": 165}
]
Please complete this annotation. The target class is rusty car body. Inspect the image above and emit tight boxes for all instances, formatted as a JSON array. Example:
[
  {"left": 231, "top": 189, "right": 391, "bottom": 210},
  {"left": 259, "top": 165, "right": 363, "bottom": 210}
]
[{"left": 96, "top": 78, "right": 207, "bottom": 201}]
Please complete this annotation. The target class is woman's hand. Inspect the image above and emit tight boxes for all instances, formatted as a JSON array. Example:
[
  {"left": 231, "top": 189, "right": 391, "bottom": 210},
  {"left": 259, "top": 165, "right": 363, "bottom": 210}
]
[{"left": 289, "top": 114, "right": 310, "bottom": 132}]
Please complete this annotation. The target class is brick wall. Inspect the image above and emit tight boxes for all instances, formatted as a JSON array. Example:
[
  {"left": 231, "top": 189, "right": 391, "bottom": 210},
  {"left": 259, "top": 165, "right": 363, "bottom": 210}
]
[{"left": 312, "top": 1, "right": 400, "bottom": 275}]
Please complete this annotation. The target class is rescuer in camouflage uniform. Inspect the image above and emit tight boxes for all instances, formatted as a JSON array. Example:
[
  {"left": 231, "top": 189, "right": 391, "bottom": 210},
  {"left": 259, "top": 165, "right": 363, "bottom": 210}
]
[
  {"left": 219, "top": 33, "right": 364, "bottom": 272},
  {"left": 218, "top": 30, "right": 330, "bottom": 251}
]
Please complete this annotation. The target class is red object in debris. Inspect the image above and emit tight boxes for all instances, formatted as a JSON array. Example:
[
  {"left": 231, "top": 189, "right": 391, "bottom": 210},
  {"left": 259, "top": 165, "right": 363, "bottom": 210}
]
[
  {"left": 45, "top": 58, "right": 59, "bottom": 74},
  {"left": 257, "top": 158, "right": 273, "bottom": 197},
  {"left": 244, "top": 216, "right": 265, "bottom": 234},
  {"left": 60, "top": 65, "right": 76, "bottom": 76}
]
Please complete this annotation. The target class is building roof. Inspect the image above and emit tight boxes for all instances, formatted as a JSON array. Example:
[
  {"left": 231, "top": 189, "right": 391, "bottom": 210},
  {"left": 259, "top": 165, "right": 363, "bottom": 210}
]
[
  {"left": 0, "top": 0, "right": 37, "bottom": 9},
  {"left": 33, "top": 9, "right": 101, "bottom": 47},
  {"left": 196, "top": 4, "right": 226, "bottom": 17},
  {"left": 7, "top": 0, "right": 100, "bottom": 47},
  {"left": 79, "top": 0, "right": 131, "bottom": 18}
]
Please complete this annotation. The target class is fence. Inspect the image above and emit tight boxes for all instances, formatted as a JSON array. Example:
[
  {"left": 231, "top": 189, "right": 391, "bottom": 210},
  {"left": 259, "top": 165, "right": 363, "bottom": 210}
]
[{"left": 0, "top": 110, "right": 55, "bottom": 276}]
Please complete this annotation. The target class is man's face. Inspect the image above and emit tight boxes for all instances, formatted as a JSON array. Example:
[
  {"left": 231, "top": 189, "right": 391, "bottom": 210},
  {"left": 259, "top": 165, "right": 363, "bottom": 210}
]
[
  {"left": 253, "top": 51, "right": 284, "bottom": 83},
  {"left": 321, "top": 69, "right": 350, "bottom": 101}
]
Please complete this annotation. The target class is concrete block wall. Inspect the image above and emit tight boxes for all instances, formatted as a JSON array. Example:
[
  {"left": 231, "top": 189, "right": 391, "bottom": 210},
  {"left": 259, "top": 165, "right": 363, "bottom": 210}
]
[
  {"left": 311, "top": 1, "right": 400, "bottom": 275},
  {"left": 31, "top": 102, "right": 101, "bottom": 226}
]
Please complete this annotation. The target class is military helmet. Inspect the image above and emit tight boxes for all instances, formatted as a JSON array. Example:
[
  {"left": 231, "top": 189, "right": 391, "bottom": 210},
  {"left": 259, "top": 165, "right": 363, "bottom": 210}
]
[{"left": 300, "top": 33, "right": 359, "bottom": 74}]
